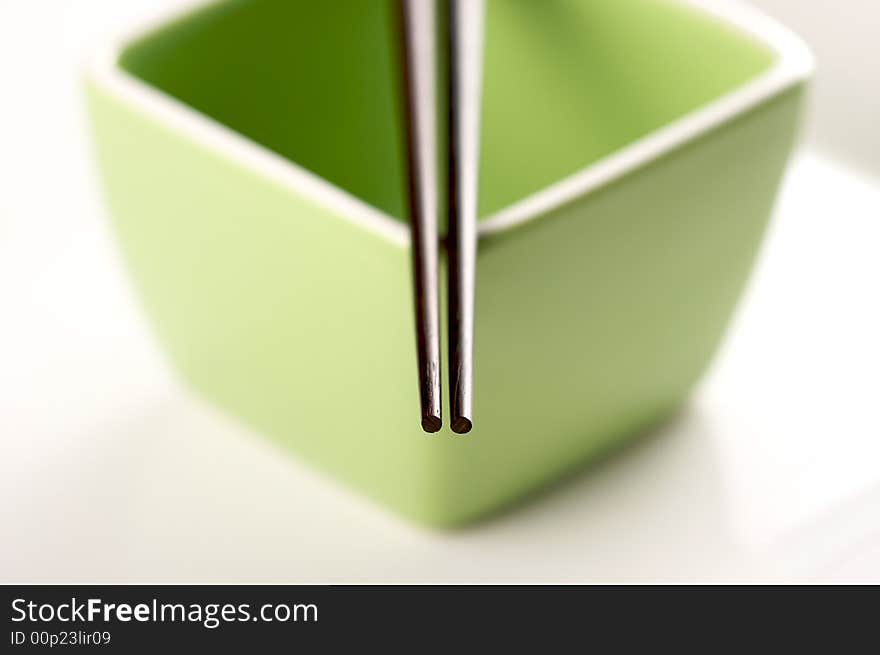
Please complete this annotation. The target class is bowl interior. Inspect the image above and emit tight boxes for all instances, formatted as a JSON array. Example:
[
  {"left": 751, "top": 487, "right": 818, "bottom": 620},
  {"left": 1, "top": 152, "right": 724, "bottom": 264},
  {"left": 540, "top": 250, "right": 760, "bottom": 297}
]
[{"left": 119, "top": 0, "right": 774, "bottom": 226}]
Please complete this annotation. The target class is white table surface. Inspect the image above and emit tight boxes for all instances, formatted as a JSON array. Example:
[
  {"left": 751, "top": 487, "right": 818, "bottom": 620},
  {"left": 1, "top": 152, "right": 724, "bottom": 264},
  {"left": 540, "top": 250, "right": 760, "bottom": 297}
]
[{"left": 2, "top": 149, "right": 879, "bottom": 583}]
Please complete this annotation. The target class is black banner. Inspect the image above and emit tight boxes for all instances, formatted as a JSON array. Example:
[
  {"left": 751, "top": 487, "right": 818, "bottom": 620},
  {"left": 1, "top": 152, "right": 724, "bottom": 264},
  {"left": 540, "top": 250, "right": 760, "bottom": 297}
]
[{"left": 1, "top": 585, "right": 876, "bottom": 650}]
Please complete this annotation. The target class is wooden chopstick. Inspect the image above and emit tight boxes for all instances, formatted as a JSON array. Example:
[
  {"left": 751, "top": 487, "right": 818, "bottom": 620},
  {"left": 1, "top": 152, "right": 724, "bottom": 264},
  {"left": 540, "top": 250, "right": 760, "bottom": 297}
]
[
  {"left": 398, "top": 0, "right": 442, "bottom": 433},
  {"left": 447, "top": 0, "right": 484, "bottom": 434}
]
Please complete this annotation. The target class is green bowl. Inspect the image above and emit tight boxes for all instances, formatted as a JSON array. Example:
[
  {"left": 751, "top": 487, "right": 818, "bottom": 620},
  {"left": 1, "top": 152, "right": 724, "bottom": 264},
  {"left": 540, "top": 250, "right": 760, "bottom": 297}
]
[{"left": 86, "top": 0, "right": 812, "bottom": 526}]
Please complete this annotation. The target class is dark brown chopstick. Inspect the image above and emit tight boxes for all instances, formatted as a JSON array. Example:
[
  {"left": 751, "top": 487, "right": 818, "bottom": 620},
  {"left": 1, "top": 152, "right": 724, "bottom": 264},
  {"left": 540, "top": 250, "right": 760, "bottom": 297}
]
[
  {"left": 397, "top": 0, "right": 442, "bottom": 433},
  {"left": 447, "top": 0, "right": 484, "bottom": 434}
]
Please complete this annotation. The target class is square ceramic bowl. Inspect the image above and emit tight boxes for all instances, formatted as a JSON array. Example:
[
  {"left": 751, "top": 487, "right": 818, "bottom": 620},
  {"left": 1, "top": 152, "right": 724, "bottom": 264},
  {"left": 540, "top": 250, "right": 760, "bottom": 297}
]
[{"left": 86, "top": 0, "right": 812, "bottom": 526}]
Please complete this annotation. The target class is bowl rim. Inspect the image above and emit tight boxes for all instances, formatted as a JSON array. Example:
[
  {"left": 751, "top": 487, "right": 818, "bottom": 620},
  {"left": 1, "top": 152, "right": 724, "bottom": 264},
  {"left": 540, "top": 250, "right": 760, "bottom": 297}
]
[{"left": 87, "top": 0, "right": 813, "bottom": 247}]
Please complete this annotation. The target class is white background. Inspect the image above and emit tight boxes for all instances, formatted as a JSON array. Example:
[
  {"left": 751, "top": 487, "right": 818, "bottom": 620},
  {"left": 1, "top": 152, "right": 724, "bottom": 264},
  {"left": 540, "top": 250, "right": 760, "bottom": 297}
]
[{"left": 1, "top": 1, "right": 879, "bottom": 582}]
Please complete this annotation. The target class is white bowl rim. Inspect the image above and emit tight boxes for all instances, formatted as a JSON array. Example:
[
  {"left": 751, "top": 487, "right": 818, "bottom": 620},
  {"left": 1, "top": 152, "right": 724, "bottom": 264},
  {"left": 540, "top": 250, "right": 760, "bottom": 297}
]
[{"left": 88, "top": 0, "right": 814, "bottom": 247}]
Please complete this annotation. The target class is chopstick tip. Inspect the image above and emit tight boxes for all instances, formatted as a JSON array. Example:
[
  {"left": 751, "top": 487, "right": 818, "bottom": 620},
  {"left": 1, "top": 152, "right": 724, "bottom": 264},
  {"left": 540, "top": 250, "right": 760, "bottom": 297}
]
[
  {"left": 421, "top": 414, "right": 442, "bottom": 433},
  {"left": 451, "top": 416, "right": 472, "bottom": 435}
]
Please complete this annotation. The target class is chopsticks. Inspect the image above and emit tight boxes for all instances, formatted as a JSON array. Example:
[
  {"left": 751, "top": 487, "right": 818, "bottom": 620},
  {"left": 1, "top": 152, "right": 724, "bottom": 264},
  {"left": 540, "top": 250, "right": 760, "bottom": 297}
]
[
  {"left": 398, "top": 0, "right": 442, "bottom": 432},
  {"left": 398, "top": 0, "right": 484, "bottom": 434},
  {"left": 446, "top": 0, "right": 484, "bottom": 434}
]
